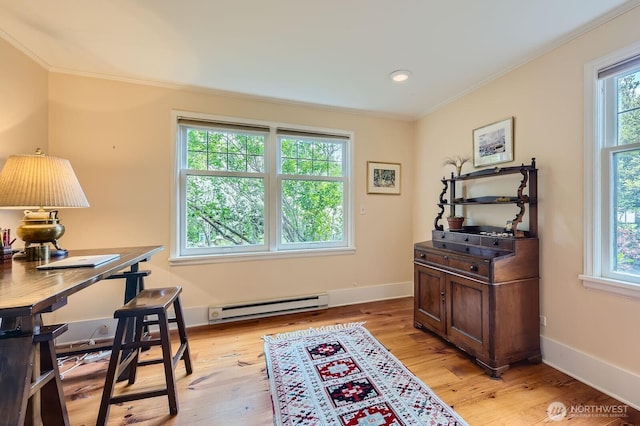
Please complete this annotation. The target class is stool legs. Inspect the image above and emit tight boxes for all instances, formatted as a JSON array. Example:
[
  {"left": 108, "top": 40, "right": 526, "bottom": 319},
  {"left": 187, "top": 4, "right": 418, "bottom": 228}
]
[
  {"left": 158, "top": 310, "right": 178, "bottom": 415},
  {"left": 97, "top": 288, "right": 192, "bottom": 426},
  {"left": 96, "top": 315, "right": 130, "bottom": 425},
  {"left": 125, "top": 314, "right": 146, "bottom": 384},
  {"left": 172, "top": 296, "right": 193, "bottom": 375},
  {"left": 35, "top": 339, "right": 69, "bottom": 426}
]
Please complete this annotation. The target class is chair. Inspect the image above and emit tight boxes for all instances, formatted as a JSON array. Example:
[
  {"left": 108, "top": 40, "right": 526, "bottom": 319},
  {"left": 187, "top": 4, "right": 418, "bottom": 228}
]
[{"left": 96, "top": 287, "right": 192, "bottom": 425}]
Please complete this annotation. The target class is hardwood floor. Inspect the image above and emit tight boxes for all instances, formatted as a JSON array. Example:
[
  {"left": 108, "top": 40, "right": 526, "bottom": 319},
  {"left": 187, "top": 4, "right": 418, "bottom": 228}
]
[{"left": 61, "top": 297, "right": 638, "bottom": 425}]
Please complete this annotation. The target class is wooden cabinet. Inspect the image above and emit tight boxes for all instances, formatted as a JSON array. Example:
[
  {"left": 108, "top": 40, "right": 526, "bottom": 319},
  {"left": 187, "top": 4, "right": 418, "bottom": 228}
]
[{"left": 414, "top": 159, "right": 541, "bottom": 378}]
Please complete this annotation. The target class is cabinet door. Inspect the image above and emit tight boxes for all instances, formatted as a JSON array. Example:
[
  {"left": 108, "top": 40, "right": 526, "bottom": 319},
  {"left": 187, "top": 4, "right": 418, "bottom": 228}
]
[
  {"left": 445, "top": 274, "right": 489, "bottom": 357},
  {"left": 414, "top": 264, "right": 446, "bottom": 334}
]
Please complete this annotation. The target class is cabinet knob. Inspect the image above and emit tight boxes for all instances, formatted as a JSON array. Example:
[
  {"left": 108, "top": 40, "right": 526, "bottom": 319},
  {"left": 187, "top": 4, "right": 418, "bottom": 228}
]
[
  {"left": 469, "top": 265, "right": 478, "bottom": 272},
  {"left": 493, "top": 239, "right": 499, "bottom": 246},
  {"left": 464, "top": 237, "right": 469, "bottom": 242},
  {"left": 441, "top": 233, "right": 446, "bottom": 238},
  {"left": 419, "top": 253, "right": 426, "bottom": 259}
]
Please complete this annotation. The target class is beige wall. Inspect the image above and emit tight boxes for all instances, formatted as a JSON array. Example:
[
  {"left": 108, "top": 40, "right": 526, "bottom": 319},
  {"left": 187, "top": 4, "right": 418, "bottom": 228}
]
[
  {"left": 44, "top": 74, "right": 414, "bottom": 322},
  {"left": 414, "top": 6, "right": 640, "bottom": 380},
  {"left": 0, "top": 37, "right": 48, "bottom": 226}
]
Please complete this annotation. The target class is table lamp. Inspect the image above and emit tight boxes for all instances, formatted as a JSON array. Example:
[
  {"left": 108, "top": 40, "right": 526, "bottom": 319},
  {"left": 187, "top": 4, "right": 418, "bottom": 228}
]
[{"left": 0, "top": 148, "right": 89, "bottom": 259}]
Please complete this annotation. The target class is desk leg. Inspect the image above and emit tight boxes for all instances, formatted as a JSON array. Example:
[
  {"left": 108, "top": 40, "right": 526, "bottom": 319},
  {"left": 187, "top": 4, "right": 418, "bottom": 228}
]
[
  {"left": 121, "top": 263, "right": 146, "bottom": 304},
  {"left": 114, "top": 263, "right": 149, "bottom": 381},
  {"left": 0, "top": 314, "right": 70, "bottom": 426},
  {"left": 35, "top": 340, "right": 69, "bottom": 426},
  {"left": 29, "top": 339, "right": 42, "bottom": 426},
  {"left": 25, "top": 315, "right": 70, "bottom": 426},
  {"left": 111, "top": 262, "right": 148, "bottom": 347},
  {"left": 0, "top": 335, "right": 34, "bottom": 426}
]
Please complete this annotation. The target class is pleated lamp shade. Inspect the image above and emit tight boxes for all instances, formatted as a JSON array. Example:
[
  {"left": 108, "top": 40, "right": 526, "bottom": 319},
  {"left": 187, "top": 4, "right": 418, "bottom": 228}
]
[{"left": 0, "top": 149, "right": 89, "bottom": 209}]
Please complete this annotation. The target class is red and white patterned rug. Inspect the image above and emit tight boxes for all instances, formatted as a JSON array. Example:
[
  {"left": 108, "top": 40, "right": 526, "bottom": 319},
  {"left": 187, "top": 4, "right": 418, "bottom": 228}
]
[{"left": 263, "top": 323, "right": 467, "bottom": 426}]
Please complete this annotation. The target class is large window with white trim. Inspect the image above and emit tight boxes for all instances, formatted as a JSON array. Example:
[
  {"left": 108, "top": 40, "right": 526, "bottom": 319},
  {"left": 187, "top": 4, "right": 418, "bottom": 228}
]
[
  {"left": 583, "top": 47, "right": 640, "bottom": 295},
  {"left": 175, "top": 116, "right": 352, "bottom": 259}
]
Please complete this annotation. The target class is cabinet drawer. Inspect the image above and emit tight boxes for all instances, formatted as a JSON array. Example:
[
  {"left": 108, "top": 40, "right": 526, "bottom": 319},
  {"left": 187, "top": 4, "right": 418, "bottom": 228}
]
[
  {"left": 453, "top": 233, "right": 481, "bottom": 245},
  {"left": 432, "top": 241, "right": 454, "bottom": 251},
  {"left": 414, "top": 250, "right": 427, "bottom": 262},
  {"left": 414, "top": 250, "right": 448, "bottom": 267},
  {"left": 448, "top": 256, "right": 490, "bottom": 278},
  {"left": 433, "top": 241, "right": 469, "bottom": 254},
  {"left": 480, "top": 237, "right": 514, "bottom": 251},
  {"left": 432, "top": 230, "right": 455, "bottom": 242}
]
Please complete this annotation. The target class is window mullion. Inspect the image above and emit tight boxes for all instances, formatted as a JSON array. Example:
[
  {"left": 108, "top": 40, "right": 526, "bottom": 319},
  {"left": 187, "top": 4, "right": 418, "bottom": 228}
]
[
  {"left": 269, "top": 128, "right": 279, "bottom": 251},
  {"left": 601, "top": 146, "right": 614, "bottom": 277}
]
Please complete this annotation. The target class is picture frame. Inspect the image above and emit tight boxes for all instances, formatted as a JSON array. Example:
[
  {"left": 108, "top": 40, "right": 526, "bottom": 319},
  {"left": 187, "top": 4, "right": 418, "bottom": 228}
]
[
  {"left": 367, "top": 161, "right": 401, "bottom": 195},
  {"left": 472, "top": 117, "right": 514, "bottom": 167}
]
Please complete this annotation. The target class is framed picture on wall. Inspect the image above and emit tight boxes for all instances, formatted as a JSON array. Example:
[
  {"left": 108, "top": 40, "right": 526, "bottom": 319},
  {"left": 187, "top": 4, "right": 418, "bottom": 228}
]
[
  {"left": 367, "top": 161, "right": 401, "bottom": 195},
  {"left": 472, "top": 117, "right": 514, "bottom": 167}
]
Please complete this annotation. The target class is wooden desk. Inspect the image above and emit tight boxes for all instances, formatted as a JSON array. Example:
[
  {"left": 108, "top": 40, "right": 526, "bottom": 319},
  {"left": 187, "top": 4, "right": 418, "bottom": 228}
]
[{"left": 0, "top": 245, "right": 163, "bottom": 426}]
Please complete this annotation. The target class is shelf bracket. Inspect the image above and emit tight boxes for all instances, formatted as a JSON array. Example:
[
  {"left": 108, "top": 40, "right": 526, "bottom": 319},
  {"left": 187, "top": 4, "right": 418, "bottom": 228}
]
[
  {"left": 434, "top": 177, "right": 448, "bottom": 231},
  {"left": 511, "top": 165, "right": 530, "bottom": 237}
]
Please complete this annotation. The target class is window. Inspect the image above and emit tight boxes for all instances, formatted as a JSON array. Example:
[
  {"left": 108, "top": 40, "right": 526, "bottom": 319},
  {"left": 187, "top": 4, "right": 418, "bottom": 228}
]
[
  {"left": 582, "top": 45, "right": 640, "bottom": 297},
  {"left": 174, "top": 115, "right": 352, "bottom": 261},
  {"left": 277, "top": 129, "right": 348, "bottom": 249}
]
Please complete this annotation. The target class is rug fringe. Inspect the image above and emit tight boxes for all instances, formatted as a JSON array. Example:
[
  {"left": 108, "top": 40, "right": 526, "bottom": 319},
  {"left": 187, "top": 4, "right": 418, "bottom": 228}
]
[{"left": 262, "top": 322, "right": 366, "bottom": 342}]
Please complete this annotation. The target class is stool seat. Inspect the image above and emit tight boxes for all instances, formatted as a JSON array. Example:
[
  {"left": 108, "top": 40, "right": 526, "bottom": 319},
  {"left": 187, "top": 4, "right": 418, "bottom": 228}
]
[
  {"left": 97, "top": 286, "right": 192, "bottom": 425},
  {"left": 115, "top": 287, "right": 181, "bottom": 317}
]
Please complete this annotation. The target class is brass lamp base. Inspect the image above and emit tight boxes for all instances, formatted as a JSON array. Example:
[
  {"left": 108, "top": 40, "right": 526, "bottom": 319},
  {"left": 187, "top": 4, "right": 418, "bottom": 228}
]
[{"left": 15, "top": 209, "right": 69, "bottom": 260}]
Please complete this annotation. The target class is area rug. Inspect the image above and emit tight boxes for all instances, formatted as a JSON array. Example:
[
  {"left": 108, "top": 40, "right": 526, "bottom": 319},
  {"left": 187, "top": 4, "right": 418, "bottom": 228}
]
[{"left": 263, "top": 323, "right": 467, "bottom": 425}]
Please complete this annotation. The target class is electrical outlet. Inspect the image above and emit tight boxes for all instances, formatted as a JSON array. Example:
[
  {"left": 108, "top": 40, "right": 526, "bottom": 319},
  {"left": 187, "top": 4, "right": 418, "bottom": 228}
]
[
  {"left": 209, "top": 307, "right": 223, "bottom": 321},
  {"left": 539, "top": 315, "right": 547, "bottom": 326}
]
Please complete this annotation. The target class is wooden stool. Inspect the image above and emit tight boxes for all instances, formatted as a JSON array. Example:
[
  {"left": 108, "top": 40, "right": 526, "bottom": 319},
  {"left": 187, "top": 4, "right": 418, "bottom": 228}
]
[{"left": 97, "top": 287, "right": 193, "bottom": 425}]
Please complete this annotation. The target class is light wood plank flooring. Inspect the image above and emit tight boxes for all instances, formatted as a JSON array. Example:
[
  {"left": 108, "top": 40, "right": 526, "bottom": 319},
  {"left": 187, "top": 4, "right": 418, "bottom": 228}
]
[{"left": 61, "top": 297, "right": 638, "bottom": 425}]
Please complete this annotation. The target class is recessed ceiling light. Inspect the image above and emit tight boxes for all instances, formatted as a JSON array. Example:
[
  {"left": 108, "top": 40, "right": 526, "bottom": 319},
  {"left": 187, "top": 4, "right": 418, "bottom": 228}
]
[{"left": 390, "top": 70, "right": 411, "bottom": 82}]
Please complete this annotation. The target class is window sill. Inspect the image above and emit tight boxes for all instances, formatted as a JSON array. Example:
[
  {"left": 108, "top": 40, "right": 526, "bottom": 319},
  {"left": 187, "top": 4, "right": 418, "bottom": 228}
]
[
  {"left": 579, "top": 274, "right": 640, "bottom": 299},
  {"left": 169, "top": 246, "right": 356, "bottom": 266}
]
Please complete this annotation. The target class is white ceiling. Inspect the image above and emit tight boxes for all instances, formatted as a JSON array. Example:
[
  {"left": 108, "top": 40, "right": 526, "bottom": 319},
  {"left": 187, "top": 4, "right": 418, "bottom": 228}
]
[{"left": 0, "top": 1, "right": 638, "bottom": 119}]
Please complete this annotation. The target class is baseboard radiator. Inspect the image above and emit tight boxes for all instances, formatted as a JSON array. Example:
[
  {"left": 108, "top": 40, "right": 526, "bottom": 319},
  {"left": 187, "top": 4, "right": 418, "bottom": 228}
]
[{"left": 208, "top": 293, "right": 329, "bottom": 323}]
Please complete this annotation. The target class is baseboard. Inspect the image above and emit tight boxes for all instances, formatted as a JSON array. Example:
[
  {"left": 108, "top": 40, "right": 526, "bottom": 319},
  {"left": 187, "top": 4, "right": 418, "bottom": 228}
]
[
  {"left": 541, "top": 335, "right": 640, "bottom": 410},
  {"left": 327, "top": 281, "right": 413, "bottom": 307},
  {"left": 55, "top": 281, "right": 414, "bottom": 345}
]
